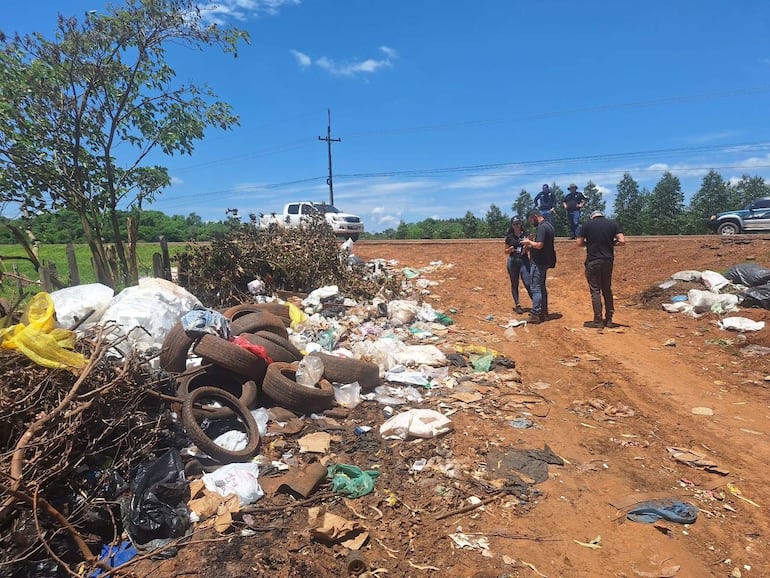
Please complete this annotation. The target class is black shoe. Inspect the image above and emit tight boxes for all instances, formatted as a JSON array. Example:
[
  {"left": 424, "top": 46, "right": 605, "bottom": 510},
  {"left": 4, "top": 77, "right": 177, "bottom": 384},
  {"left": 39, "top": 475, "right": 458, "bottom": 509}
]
[
  {"left": 604, "top": 320, "right": 620, "bottom": 329},
  {"left": 515, "top": 305, "right": 524, "bottom": 314},
  {"left": 583, "top": 320, "right": 604, "bottom": 329},
  {"left": 528, "top": 315, "right": 542, "bottom": 325}
]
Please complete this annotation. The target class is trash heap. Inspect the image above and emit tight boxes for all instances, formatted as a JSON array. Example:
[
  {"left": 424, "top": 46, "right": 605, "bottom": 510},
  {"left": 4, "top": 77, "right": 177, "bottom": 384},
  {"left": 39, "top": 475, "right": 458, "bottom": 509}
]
[
  {"left": 650, "top": 263, "right": 768, "bottom": 333},
  {"left": 0, "top": 251, "right": 556, "bottom": 577}
]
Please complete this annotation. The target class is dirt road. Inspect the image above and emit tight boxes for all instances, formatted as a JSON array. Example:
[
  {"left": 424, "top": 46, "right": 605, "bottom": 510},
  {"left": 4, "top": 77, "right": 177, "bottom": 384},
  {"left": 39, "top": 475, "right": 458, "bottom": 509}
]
[{"left": 143, "top": 235, "right": 770, "bottom": 578}]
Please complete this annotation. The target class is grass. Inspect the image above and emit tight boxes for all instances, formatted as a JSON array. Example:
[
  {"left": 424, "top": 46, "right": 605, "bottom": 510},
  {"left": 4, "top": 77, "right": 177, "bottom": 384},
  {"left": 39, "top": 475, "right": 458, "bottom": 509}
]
[{"left": 0, "top": 242, "right": 188, "bottom": 300}]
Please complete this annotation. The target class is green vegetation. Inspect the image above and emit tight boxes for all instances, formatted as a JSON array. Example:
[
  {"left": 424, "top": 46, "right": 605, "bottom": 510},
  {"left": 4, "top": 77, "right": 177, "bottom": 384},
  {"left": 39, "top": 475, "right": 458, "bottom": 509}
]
[
  {"left": 0, "top": 242, "right": 186, "bottom": 298},
  {"left": 0, "top": 0, "right": 247, "bottom": 287}
]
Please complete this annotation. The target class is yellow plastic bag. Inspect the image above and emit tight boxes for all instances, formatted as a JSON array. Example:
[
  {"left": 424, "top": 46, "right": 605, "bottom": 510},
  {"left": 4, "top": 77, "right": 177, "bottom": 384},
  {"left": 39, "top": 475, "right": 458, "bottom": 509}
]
[
  {"left": 287, "top": 302, "right": 308, "bottom": 329},
  {"left": 1, "top": 292, "right": 87, "bottom": 370},
  {"left": 454, "top": 344, "right": 501, "bottom": 358}
]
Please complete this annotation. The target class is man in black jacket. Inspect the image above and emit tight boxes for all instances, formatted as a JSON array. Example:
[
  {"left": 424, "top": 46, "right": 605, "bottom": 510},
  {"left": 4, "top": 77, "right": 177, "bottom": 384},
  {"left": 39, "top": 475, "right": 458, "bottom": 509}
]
[{"left": 576, "top": 210, "right": 625, "bottom": 328}]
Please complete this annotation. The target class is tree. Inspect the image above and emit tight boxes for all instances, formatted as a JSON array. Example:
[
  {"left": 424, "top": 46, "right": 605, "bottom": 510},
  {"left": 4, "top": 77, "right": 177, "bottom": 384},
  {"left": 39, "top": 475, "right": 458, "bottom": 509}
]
[
  {"left": 686, "top": 170, "right": 736, "bottom": 233},
  {"left": 645, "top": 172, "right": 685, "bottom": 235},
  {"left": 0, "top": 0, "right": 247, "bottom": 286},
  {"left": 614, "top": 173, "right": 646, "bottom": 235},
  {"left": 581, "top": 181, "right": 606, "bottom": 218},
  {"left": 733, "top": 175, "right": 770, "bottom": 207},
  {"left": 461, "top": 210, "right": 481, "bottom": 238},
  {"left": 485, "top": 204, "right": 509, "bottom": 238},
  {"left": 512, "top": 189, "right": 533, "bottom": 220}
]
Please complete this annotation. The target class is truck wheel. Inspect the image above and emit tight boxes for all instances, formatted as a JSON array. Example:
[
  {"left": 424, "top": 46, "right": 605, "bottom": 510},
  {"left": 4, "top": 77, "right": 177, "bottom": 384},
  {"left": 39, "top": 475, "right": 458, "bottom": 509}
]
[{"left": 717, "top": 222, "right": 740, "bottom": 235}]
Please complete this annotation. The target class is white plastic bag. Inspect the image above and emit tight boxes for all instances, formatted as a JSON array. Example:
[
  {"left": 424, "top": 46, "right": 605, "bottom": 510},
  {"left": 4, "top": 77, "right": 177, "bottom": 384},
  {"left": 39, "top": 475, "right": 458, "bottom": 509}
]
[
  {"left": 379, "top": 409, "right": 453, "bottom": 440},
  {"left": 333, "top": 381, "right": 361, "bottom": 408},
  {"left": 671, "top": 270, "right": 702, "bottom": 282},
  {"left": 701, "top": 270, "right": 731, "bottom": 293},
  {"left": 296, "top": 356, "right": 324, "bottom": 387},
  {"left": 202, "top": 462, "right": 263, "bottom": 506},
  {"left": 50, "top": 283, "right": 115, "bottom": 330},
  {"left": 718, "top": 317, "right": 765, "bottom": 332},
  {"left": 687, "top": 289, "right": 739, "bottom": 313}
]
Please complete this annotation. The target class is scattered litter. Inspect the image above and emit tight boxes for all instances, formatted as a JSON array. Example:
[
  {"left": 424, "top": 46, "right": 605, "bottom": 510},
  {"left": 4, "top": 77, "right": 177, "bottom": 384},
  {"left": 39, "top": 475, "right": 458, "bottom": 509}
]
[
  {"left": 380, "top": 409, "right": 453, "bottom": 440},
  {"left": 626, "top": 499, "right": 698, "bottom": 524},
  {"left": 691, "top": 407, "right": 714, "bottom": 416},
  {"left": 667, "top": 446, "right": 729, "bottom": 475},
  {"left": 718, "top": 317, "right": 765, "bottom": 332},
  {"left": 573, "top": 535, "right": 602, "bottom": 549}
]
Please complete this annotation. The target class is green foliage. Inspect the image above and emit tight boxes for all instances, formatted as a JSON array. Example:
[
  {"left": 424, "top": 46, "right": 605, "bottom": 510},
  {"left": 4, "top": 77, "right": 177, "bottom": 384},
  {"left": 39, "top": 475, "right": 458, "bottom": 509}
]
[
  {"left": 685, "top": 170, "right": 736, "bottom": 233},
  {"left": 0, "top": 0, "right": 248, "bottom": 287},
  {"left": 485, "top": 204, "right": 510, "bottom": 238},
  {"left": 613, "top": 173, "right": 645, "bottom": 235},
  {"left": 645, "top": 172, "right": 685, "bottom": 234},
  {"left": 0, "top": 241, "right": 185, "bottom": 299},
  {"left": 512, "top": 189, "right": 533, "bottom": 220},
  {"left": 733, "top": 175, "right": 770, "bottom": 207}
]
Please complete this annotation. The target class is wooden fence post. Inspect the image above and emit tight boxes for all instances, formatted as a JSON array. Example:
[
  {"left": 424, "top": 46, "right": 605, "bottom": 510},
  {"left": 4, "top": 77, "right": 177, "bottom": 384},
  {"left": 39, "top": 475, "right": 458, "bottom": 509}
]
[
  {"left": 66, "top": 243, "right": 80, "bottom": 286},
  {"left": 158, "top": 236, "right": 172, "bottom": 281}
]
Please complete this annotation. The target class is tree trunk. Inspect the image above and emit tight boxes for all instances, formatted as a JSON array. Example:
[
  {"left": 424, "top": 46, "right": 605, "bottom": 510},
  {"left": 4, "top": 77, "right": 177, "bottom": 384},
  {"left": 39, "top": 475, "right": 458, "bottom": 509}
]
[{"left": 126, "top": 216, "right": 139, "bottom": 285}]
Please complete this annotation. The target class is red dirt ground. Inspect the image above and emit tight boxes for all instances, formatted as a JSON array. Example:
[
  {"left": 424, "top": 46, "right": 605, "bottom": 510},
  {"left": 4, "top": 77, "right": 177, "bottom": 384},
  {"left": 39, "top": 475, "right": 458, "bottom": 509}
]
[{"left": 137, "top": 235, "right": 770, "bottom": 578}]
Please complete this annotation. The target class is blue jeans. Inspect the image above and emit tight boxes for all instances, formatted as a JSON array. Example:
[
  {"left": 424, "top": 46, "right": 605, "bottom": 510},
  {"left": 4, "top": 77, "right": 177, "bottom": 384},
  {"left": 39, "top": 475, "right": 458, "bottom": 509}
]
[
  {"left": 507, "top": 256, "right": 532, "bottom": 306},
  {"left": 530, "top": 262, "right": 549, "bottom": 316},
  {"left": 567, "top": 211, "right": 581, "bottom": 238}
]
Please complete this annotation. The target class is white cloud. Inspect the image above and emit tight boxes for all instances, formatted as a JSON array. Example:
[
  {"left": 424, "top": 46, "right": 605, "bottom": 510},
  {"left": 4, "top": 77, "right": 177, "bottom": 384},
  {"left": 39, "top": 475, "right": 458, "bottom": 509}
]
[
  {"left": 292, "top": 46, "right": 398, "bottom": 77},
  {"left": 290, "top": 49, "right": 311, "bottom": 68},
  {"left": 197, "top": 0, "right": 300, "bottom": 23},
  {"left": 170, "top": 176, "right": 184, "bottom": 185}
]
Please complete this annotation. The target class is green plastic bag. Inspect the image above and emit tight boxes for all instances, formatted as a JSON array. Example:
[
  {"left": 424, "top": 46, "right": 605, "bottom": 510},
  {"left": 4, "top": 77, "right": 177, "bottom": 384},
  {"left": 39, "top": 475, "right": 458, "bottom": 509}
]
[
  {"left": 327, "top": 464, "right": 381, "bottom": 498},
  {"left": 471, "top": 353, "right": 494, "bottom": 372}
]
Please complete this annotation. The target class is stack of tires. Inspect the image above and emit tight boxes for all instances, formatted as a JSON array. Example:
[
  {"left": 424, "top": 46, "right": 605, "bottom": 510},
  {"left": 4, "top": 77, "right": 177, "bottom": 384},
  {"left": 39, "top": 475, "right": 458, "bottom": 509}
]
[{"left": 159, "top": 302, "right": 381, "bottom": 462}]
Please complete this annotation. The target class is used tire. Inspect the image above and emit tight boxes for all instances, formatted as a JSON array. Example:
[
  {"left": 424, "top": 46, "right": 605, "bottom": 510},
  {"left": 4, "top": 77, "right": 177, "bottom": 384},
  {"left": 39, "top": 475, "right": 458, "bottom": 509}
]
[
  {"left": 262, "top": 361, "right": 334, "bottom": 414},
  {"left": 254, "top": 330, "right": 303, "bottom": 360},
  {"left": 160, "top": 321, "right": 196, "bottom": 373},
  {"left": 308, "top": 351, "right": 380, "bottom": 392},
  {"left": 177, "top": 365, "right": 259, "bottom": 419},
  {"left": 229, "top": 311, "right": 289, "bottom": 340},
  {"left": 181, "top": 386, "right": 260, "bottom": 463},
  {"left": 193, "top": 334, "right": 269, "bottom": 380},
  {"left": 224, "top": 303, "right": 291, "bottom": 328},
  {"left": 240, "top": 333, "right": 300, "bottom": 364}
]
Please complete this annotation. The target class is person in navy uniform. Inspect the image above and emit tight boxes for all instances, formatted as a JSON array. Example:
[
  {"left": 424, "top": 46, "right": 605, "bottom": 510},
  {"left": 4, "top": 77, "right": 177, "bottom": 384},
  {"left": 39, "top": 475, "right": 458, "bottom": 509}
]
[
  {"left": 562, "top": 183, "right": 587, "bottom": 240},
  {"left": 533, "top": 184, "right": 557, "bottom": 227}
]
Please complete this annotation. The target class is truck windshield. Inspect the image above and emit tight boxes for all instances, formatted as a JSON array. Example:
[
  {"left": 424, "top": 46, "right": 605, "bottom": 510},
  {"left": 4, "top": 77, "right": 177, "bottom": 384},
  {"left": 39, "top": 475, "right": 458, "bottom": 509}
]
[{"left": 311, "top": 203, "right": 340, "bottom": 214}]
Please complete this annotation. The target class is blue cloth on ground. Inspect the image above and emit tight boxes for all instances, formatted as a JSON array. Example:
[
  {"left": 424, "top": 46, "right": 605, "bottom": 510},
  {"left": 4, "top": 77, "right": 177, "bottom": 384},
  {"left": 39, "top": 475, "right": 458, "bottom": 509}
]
[{"left": 626, "top": 499, "right": 698, "bottom": 524}]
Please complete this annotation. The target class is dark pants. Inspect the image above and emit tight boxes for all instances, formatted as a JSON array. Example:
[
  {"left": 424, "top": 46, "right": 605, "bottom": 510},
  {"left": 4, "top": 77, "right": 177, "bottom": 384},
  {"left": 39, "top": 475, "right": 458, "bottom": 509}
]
[
  {"left": 541, "top": 210, "right": 555, "bottom": 227},
  {"left": 585, "top": 259, "right": 614, "bottom": 321},
  {"left": 567, "top": 210, "right": 581, "bottom": 239},
  {"left": 530, "top": 262, "right": 549, "bottom": 317},
  {"left": 507, "top": 256, "right": 532, "bottom": 306}
]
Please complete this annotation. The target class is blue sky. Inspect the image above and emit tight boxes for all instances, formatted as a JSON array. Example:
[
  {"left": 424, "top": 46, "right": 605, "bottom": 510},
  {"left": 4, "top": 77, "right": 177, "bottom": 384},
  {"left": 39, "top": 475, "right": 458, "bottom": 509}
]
[{"left": 4, "top": 0, "right": 770, "bottom": 232}]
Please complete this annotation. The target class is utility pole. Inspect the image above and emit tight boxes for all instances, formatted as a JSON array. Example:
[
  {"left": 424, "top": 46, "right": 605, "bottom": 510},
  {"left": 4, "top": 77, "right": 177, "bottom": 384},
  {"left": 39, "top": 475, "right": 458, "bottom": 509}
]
[{"left": 318, "top": 108, "right": 341, "bottom": 206}]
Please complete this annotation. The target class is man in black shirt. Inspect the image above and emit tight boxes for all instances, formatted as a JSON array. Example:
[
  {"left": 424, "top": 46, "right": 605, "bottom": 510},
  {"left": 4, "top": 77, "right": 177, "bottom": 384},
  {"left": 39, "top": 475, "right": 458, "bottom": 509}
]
[
  {"left": 562, "top": 183, "right": 586, "bottom": 240},
  {"left": 576, "top": 210, "right": 625, "bottom": 328},
  {"left": 522, "top": 209, "right": 557, "bottom": 324}
]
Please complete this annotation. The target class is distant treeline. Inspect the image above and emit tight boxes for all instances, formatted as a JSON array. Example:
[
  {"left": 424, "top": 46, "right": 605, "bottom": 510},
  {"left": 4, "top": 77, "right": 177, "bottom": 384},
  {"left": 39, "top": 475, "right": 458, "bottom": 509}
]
[{"left": 2, "top": 170, "right": 767, "bottom": 244}]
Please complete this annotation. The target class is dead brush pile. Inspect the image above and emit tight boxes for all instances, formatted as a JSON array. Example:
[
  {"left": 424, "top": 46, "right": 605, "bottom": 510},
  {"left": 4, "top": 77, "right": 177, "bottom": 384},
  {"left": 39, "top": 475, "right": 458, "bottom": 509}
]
[
  {"left": 0, "top": 326, "right": 178, "bottom": 576},
  {"left": 175, "top": 214, "right": 403, "bottom": 308}
]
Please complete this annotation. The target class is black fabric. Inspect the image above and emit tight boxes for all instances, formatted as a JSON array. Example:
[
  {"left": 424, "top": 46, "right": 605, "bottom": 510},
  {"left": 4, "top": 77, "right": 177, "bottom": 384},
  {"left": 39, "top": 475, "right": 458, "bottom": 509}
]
[
  {"left": 581, "top": 216, "right": 621, "bottom": 262},
  {"left": 530, "top": 220, "right": 556, "bottom": 268},
  {"left": 725, "top": 263, "right": 770, "bottom": 287},
  {"left": 563, "top": 191, "right": 586, "bottom": 211},
  {"left": 585, "top": 259, "right": 614, "bottom": 320}
]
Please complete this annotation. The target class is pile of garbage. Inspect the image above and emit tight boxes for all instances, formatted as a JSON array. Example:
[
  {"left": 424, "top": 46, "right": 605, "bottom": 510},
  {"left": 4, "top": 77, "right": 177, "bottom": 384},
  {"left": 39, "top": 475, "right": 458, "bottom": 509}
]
[
  {"left": 0, "top": 254, "right": 545, "bottom": 576},
  {"left": 654, "top": 263, "right": 768, "bottom": 332}
]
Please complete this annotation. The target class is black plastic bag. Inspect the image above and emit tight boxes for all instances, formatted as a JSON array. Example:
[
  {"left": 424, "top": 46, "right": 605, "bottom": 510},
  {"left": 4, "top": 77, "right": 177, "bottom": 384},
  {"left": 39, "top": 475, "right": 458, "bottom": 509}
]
[
  {"left": 725, "top": 263, "right": 770, "bottom": 287},
  {"left": 122, "top": 448, "right": 190, "bottom": 549},
  {"left": 743, "top": 283, "right": 770, "bottom": 310}
]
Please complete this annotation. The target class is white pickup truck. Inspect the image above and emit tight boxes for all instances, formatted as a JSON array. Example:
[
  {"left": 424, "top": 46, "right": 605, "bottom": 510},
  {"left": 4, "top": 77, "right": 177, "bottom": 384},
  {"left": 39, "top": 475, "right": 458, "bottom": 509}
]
[{"left": 258, "top": 201, "right": 364, "bottom": 240}]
